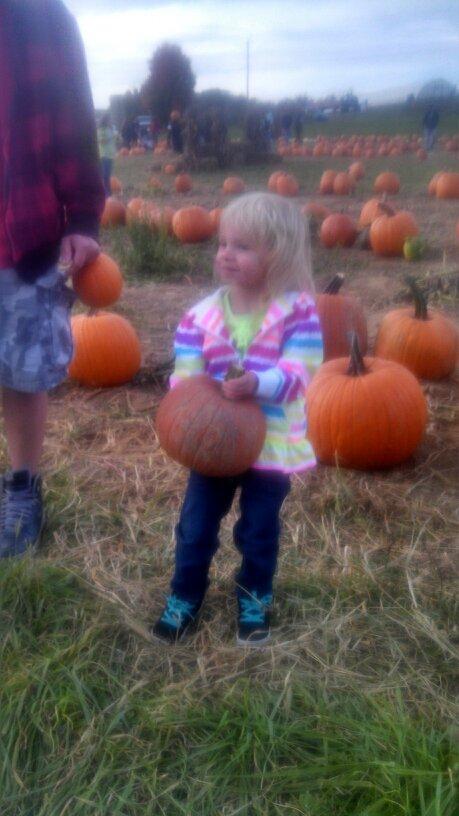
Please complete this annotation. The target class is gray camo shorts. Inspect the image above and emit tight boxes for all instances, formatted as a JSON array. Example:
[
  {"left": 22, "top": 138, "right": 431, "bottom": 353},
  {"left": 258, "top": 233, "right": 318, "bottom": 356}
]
[{"left": 0, "top": 266, "right": 76, "bottom": 393}]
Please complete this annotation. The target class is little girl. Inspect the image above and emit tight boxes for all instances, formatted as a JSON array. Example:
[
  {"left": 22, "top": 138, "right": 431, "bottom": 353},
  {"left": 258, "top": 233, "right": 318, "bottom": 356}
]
[{"left": 151, "top": 192, "right": 323, "bottom": 646}]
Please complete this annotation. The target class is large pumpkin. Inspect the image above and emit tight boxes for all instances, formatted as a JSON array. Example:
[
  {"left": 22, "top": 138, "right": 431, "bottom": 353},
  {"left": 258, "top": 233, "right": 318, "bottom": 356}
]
[
  {"left": 374, "top": 172, "right": 400, "bottom": 195},
  {"left": 370, "top": 203, "right": 418, "bottom": 256},
  {"left": 155, "top": 374, "right": 267, "bottom": 476},
  {"left": 375, "top": 277, "right": 458, "bottom": 380},
  {"left": 101, "top": 197, "right": 126, "bottom": 228},
  {"left": 69, "top": 312, "right": 141, "bottom": 387},
  {"left": 73, "top": 253, "right": 123, "bottom": 308},
  {"left": 172, "top": 206, "right": 214, "bottom": 243},
  {"left": 316, "top": 274, "right": 367, "bottom": 361},
  {"left": 436, "top": 172, "right": 459, "bottom": 199},
  {"left": 307, "top": 334, "right": 427, "bottom": 470},
  {"left": 320, "top": 213, "right": 358, "bottom": 248}
]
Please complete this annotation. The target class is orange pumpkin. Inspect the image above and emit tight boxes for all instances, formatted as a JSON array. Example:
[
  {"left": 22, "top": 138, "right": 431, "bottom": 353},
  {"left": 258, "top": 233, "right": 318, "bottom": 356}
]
[
  {"left": 174, "top": 173, "right": 193, "bottom": 193},
  {"left": 307, "top": 334, "right": 427, "bottom": 469},
  {"left": 172, "top": 206, "right": 214, "bottom": 243},
  {"left": 148, "top": 175, "right": 164, "bottom": 192},
  {"left": 163, "top": 163, "right": 176, "bottom": 175},
  {"left": 110, "top": 176, "right": 122, "bottom": 194},
  {"left": 73, "top": 253, "right": 123, "bottom": 308},
  {"left": 349, "top": 161, "right": 365, "bottom": 181},
  {"left": 101, "top": 197, "right": 126, "bottom": 228},
  {"left": 375, "top": 277, "right": 458, "bottom": 380},
  {"left": 209, "top": 207, "right": 223, "bottom": 233},
  {"left": 268, "top": 171, "right": 285, "bottom": 192},
  {"left": 374, "top": 172, "right": 400, "bottom": 195},
  {"left": 276, "top": 173, "right": 299, "bottom": 197},
  {"left": 117, "top": 148, "right": 129, "bottom": 157},
  {"left": 320, "top": 213, "right": 358, "bottom": 248},
  {"left": 332, "top": 172, "right": 354, "bottom": 195},
  {"left": 316, "top": 274, "right": 367, "bottom": 361},
  {"left": 222, "top": 176, "right": 246, "bottom": 195},
  {"left": 370, "top": 204, "right": 418, "bottom": 257},
  {"left": 126, "top": 197, "right": 146, "bottom": 225},
  {"left": 436, "top": 172, "right": 459, "bottom": 199},
  {"left": 155, "top": 373, "right": 266, "bottom": 476},
  {"left": 358, "top": 197, "right": 385, "bottom": 229},
  {"left": 69, "top": 312, "right": 141, "bottom": 387},
  {"left": 149, "top": 205, "right": 175, "bottom": 235},
  {"left": 319, "top": 170, "right": 336, "bottom": 194},
  {"left": 428, "top": 172, "right": 444, "bottom": 196}
]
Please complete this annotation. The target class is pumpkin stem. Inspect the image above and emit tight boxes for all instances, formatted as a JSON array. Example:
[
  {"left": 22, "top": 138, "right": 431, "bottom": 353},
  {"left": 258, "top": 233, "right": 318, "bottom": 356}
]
[
  {"left": 347, "top": 332, "right": 367, "bottom": 376},
  {"left": 225, "top": 363, "right": 245, "bottom": 381},
  {"left": 323, "top": 274, "right": 345, "bottom": 294},
  {"left": 405, "top": 276, "right": 428, "bottom": 320},
  {"left": 378, "top": 202, "right": 395, "bottom": 218}
]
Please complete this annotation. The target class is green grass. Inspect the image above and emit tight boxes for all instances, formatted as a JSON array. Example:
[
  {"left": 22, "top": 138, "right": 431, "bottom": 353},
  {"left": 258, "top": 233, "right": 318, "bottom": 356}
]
[{"left": 0, "top": 561, "right": 456, "bottom": 816}]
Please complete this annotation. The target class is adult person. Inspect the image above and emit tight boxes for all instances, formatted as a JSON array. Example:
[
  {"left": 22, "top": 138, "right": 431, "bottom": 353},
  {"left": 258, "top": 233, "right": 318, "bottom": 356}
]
[
  {"left": 423, "top": 106, "right": 440, "bottom": 151},
  {"left": 0, "top": 0, "right": 105, "bottom": 558},
  {"left": 97, "top": 114, "right": 117, "bottom": 196}
]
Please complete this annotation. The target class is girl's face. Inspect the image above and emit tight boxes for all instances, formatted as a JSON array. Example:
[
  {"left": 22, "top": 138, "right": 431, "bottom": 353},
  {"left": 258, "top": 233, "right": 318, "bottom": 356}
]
[{"left": 215, "top": 225, "right": 269, "bottom": 294}]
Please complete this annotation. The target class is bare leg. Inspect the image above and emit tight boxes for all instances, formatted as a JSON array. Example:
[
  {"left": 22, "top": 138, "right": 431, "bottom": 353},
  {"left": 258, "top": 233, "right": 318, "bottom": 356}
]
[{"left": 1, "top": 388, "right": 47, "bottom": 474}]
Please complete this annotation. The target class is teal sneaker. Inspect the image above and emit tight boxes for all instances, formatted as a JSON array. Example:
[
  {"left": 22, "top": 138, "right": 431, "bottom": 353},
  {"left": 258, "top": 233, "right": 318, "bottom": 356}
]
[
  {"left": 237, "top": 591, "right": 272, "bottom": 647},
  {"left": 150, "top": 594, "right": 201, "bottom": 643},
  {"left": 0, "top": 470, "right": 43, "bottom": 559}
]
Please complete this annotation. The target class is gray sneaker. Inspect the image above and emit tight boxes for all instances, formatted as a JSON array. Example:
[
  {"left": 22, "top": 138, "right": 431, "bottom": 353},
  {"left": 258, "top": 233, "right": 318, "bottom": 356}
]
[{"left": 0, "top": 470, "right": 43, "bottom": 559}]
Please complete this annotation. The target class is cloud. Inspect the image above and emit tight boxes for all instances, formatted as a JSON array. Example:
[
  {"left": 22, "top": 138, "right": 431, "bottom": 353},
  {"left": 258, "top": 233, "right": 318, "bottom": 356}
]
[{"left": 65, "top": 0, "right": 459, "bottom": 106}]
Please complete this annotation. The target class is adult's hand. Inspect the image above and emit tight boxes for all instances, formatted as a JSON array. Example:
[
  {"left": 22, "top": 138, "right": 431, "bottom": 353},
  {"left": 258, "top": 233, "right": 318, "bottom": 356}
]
[{"left": 60, "top": 234, "right": 100, "bottom": 277}]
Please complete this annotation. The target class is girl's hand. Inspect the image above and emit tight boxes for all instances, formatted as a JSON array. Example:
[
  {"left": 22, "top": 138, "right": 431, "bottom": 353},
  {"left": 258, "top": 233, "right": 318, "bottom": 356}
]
[{"left": 222, "top": 371, "right": 258, "bottom": 400}]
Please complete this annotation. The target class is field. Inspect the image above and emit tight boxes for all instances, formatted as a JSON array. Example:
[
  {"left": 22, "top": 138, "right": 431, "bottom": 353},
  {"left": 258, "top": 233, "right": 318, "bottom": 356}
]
[{"left": 1, "top": 134, "right": 458, "bottom": 814}]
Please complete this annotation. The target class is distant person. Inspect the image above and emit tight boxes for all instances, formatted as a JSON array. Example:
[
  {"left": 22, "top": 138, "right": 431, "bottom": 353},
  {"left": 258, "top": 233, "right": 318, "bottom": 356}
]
[
  {"left": 150, "top": 193, "right": 323, "bottom": 646},
  {"left": 293, "top": 112, "right": 304, "bottom": 143},
  {"left": 149, "top": 116, "right": 161, "bottom": 149},
  {"left": 121, "top": 117, "right": 137, "bottom": 149},
  {"left": 97, "top": 114, "right": 117, "bottom": 196},
  {"left": 170, "top": 112, "right": 184, "bottom": 153},
  {"left": 423, "top": 106, "right": 440, "bottom": 151},
  {"left": 280, "top": 112, "right": 292, "bottom": 141},
  {"left": 0, "top": 0, "right": 104, "bottom": 559}
]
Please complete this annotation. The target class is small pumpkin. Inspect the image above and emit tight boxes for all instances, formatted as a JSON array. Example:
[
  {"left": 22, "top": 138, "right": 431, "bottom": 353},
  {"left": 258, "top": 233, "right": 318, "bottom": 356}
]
[
  {"left": 436, "top": 172, "right": 459, "bottom": 199},
  {"left": 374, "top": 172, "right": 400, "bottom": 195},
  {"left": 375, "top": 277, "right": 458, "bottom": 380},
  {"left": 163, "top": 163, "right": 176, "bottom": 175},
  {"left": 100, "top": 197, "right": 126, "bottom": 228},
  {"left": 427, "top": 172, "right": 444, "bottom": 196},
  {"left": 267, "top": 171, "right": 285, "bottom": 192},
  {"left": 370, "top": 203, "right": 418, "bottom": 257},
  {"left": 276, "top": 173, "right": 299, "bottom": 197},
  {"left": 316, "top": 274, "right": 367, "bottom": 362},
  {"left": 174, "top": 173, "right": 193, "bottom": 193},
  {"left": 110, "top": 176, "right": 122, "bottom": 194},
  {"left": 148, "top": 175, "right": 164, "bottom": 192},
  {"left": 307, "top": 333, "right": 427, "bottom": 470},
  {"left": 73, "top": 253, "right": 123, "bottom": 308},
  {"left": 348, "top": 161, "right": 365, "bottom": 181},
  {"left": 358, "top": 196, "right": 386, "bottom": 229},
  {"left": 332, "top": 172, "right": 354, "bottom": 195},
  {"left": 319, "top": 170, "right": 336, "bottom": 194},
  {"left": 222, "top": 176, "right": 246, "bottom": 195},
  {"left": 69, "top": 312, "right": 141, "bottom": 387},
  {"left": 172, "top": 206, "right": 214, "bottom": 243},
  {"left": 320, "top": 213, "right": 358, "bottom": 248},
  {"left": 302, "top": 201, "right": 331, "bottom": 223},
  {"left": 155, "top": 373, "right": 267, "bottom": 476},
  {"left": 126, "top": 197, "right": 146, "bottom": 225}
]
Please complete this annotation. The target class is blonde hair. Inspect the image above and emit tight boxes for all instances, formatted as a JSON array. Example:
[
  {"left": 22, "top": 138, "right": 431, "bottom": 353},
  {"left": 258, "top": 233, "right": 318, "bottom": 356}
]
[{"left": 219, "top": 192, "right": 314, "bottom": 296}]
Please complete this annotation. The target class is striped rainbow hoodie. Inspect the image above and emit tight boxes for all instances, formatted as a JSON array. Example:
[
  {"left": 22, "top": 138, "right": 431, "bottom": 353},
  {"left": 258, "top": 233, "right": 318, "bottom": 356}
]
[{"left": 170, "top": 287, "right": 323, "bottom": 473}]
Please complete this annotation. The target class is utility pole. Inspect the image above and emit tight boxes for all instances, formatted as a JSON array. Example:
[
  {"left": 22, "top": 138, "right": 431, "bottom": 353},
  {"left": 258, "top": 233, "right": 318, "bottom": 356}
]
[{"left": 246, "top": 39, "right": 250, "bottom": 100}]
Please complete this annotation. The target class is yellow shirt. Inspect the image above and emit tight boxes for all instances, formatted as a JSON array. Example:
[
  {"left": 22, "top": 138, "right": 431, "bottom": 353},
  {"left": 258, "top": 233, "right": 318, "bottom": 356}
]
[{"left": 222, "top": 290, "right": 266, "bottom": 355}]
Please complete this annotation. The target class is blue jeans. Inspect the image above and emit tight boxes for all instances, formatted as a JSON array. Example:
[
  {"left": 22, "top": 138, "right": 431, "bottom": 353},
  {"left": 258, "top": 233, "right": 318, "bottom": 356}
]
[
  {"left": 170, "top": 470, "right": 291, "bottom": 604},
  {"left": 100, "top": 158, "right": 113, "bottom": 196}
]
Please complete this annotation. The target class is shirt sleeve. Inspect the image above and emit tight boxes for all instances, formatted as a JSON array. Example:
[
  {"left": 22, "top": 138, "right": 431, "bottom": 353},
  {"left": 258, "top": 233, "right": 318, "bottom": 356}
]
[
  {"left": 170, "top": 313, "right": 205, "bottom": 389},
  {"left": 50, "top": 3, "right": 105, "bottom": 237},
  {"left": 255, "top": 299, "right": 323, "bottom": 403}
]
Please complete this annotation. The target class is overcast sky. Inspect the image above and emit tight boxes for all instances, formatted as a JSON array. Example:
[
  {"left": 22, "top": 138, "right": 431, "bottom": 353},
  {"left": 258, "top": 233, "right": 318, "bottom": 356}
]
[{"left": 65, "top": 0, "right": 459, "bottom": 108}]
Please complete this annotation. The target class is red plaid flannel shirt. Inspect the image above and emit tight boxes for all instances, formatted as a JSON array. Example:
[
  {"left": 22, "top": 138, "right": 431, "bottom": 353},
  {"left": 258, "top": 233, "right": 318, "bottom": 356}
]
[{"left": 0, "top": 0, "right": 105, "bottom": 279}]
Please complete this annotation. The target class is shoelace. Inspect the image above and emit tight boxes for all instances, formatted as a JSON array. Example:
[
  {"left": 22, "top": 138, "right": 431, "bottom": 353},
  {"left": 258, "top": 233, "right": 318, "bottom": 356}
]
[
  {"left": 161, "top": 595, "right": 196, "bottom": 628},
  {"left": 0, "top": 487, "right": 37, "bottom": 535},
  {"left": 239, "top": 594, "right": 272, "bottom": 625}
]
